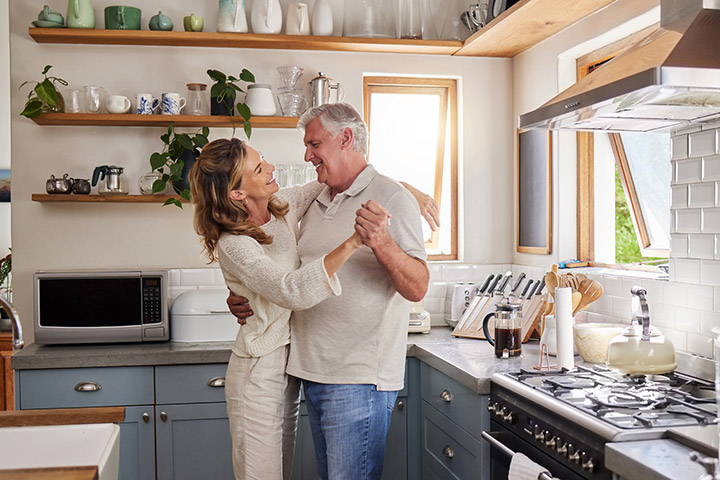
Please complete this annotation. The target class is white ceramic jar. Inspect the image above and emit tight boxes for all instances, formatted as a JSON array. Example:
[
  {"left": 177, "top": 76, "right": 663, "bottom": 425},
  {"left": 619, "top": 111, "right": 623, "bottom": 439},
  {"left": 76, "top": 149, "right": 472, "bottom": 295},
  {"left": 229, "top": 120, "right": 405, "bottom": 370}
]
[{"left": 245, "top": 84, "right": 276, "bottom": 116}]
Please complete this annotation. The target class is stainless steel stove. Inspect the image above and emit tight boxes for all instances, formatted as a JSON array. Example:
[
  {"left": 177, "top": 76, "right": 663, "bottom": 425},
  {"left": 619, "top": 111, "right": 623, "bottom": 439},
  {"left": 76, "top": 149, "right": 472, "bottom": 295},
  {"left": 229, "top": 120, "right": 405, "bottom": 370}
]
[{"left": 484, "top": 365, "right": 717, "bottom": 480}]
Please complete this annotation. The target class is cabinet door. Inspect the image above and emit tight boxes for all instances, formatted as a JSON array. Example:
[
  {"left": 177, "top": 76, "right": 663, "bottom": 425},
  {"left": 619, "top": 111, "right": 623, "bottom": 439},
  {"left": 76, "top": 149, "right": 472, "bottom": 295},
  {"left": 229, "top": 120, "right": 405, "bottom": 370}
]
[
  {"left": 120, "top": 405, "right": 156, "bottom": 480},
  {"left": 155, "top": 402, "right": 233, "bottom": 480},
  {"left": 381, "top": 395, "right": 408, "bottom": 480},
  {"left": 291, "top": 403, "right": 318, "bottom": 480}
]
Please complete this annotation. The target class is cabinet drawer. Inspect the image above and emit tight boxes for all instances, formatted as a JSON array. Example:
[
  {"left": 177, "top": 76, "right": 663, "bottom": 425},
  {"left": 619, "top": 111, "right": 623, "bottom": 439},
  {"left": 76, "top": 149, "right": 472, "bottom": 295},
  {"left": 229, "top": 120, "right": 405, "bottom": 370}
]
[
  {"left": 18, "top": 366, "right": 154, "bottom": 409},
  {"left": 421, "top": 400, "right": 483, "bottom": 480},
  {"left": 156, "top": 364, "right": 228, "bottom": 404},
  {"left": 419, "top": 363, "right": 483, "bottom": 435}
]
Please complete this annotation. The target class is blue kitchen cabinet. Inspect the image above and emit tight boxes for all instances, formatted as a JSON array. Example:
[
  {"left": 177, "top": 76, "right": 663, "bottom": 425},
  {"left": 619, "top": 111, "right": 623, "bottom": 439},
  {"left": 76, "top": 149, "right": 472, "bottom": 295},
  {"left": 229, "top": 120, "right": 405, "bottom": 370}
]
[
  {"left": 419, "top": 362, "right": 490, "bottom": 479},
  {"left": 16, "top": 366, "right": 156, "bottom": 479}
]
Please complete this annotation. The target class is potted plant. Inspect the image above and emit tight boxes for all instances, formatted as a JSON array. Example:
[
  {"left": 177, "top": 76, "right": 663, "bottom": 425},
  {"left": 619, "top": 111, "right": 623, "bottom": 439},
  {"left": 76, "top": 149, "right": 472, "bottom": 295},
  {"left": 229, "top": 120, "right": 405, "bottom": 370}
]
[
  {"left": 20, "top": 65, "right": 68, "bottom": 118},
  {"left": 149, "top": 124, "right": 210, "bottom": 208},
  {"left": 0, "top": 250, "right": 11, "bottom": 320},
  {"left": 207, "top": 68, "right": 255, "bottom": 139}
]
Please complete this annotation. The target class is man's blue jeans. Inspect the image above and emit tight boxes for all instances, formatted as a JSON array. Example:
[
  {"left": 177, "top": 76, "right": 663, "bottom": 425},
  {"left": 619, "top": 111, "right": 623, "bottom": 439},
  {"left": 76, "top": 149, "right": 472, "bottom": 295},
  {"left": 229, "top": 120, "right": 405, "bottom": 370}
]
[{"left": 303, "top": 381, "right": 398, "bottom": 480}]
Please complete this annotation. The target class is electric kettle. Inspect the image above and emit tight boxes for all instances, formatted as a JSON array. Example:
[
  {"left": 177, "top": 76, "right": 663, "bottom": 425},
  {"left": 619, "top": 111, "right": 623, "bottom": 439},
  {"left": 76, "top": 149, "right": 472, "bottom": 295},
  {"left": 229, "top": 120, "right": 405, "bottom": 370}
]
[
  {"left": 606, "top": 286, "right": 676, "bottom": 374},
  {"left": 92, "top": 165, "right": 128, "bottom": 195},
  {"left": 309, "top": 72, "right": 345, "bottom": 108}
]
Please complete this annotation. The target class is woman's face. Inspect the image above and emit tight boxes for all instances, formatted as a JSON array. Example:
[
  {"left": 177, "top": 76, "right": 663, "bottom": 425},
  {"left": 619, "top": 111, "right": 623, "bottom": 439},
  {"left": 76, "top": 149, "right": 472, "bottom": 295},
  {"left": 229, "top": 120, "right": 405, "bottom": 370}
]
[{"left": 235, "top": 145, "right": 278, "bottom": 202}]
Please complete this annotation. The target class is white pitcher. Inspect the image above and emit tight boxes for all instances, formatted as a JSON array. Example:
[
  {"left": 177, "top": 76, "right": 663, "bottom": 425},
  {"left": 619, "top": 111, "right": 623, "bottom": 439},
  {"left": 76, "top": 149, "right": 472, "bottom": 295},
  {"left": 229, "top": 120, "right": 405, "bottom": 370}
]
[
  {"left": 286, "top": 3, "right": 310, "bottom": 35},
  {"left": 311, "top": 0, "right": 333, "bottom": 36},
  {"left": 217, "top": 0, "right": 248, "bottom": 33},
  {"left": 251, "top": 0, "right": 282, "bottom": 34}
]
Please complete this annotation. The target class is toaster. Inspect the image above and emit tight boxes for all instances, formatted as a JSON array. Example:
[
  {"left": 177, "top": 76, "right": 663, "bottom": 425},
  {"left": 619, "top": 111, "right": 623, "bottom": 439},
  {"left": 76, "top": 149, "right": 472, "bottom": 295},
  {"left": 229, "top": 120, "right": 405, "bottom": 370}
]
[
  {"left": 444, "top": 282, "right": 480, "bottom": 327},
  {"left": 408, "top": 300, "right": 431, "bottom": 334}
]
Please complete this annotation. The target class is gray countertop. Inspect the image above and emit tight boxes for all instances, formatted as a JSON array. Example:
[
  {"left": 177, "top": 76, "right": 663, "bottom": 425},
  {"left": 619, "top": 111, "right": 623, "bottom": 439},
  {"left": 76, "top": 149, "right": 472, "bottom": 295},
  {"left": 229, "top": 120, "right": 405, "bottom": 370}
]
[{"left": 12, "top": 327, "right": 715, "bottom": 479}]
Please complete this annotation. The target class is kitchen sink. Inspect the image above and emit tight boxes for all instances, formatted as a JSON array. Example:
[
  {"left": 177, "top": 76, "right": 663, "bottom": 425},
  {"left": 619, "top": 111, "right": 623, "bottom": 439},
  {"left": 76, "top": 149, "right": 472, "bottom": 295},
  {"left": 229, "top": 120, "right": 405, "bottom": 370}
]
[{"left": 0, "top": 423, "right": 120, "bottom": 478}]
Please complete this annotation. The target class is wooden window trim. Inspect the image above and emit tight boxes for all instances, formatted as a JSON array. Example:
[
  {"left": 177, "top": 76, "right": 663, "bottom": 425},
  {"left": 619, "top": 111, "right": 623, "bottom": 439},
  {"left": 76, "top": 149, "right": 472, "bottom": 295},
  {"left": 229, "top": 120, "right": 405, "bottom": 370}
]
[{"left": 363, "top": 77, "right": 458, "bottom": 261}]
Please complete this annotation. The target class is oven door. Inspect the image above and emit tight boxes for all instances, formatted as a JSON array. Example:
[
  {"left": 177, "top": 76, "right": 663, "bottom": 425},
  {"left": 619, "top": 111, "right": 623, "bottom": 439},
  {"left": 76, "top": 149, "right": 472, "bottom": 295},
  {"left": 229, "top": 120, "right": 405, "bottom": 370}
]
[{"left": 483, "top": 420, "right": 587, "bottom": 480}]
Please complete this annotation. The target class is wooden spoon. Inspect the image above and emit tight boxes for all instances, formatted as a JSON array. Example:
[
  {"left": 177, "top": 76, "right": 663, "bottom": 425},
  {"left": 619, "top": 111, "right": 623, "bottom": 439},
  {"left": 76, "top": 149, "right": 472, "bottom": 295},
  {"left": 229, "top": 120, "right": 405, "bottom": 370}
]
[
  {"left": 571, "top": 291, "right": 582, "bottom": 314},
  {"left": 544, "top": 271, "right": 559, "bottom": 300},
  {"left": 573, "top": 279, "right": 604, "bottom": 315}
]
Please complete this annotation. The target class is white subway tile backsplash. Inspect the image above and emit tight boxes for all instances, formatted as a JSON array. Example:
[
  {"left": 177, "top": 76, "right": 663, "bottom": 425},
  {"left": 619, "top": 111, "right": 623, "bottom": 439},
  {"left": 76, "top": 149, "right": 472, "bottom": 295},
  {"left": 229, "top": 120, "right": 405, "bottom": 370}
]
[
  {"left": 705, "top": 155, "right": 720, "bottom": 181},
  {"left": 665, "top": 282, "right": 689, "bottom": 307},
  {"left": 426, "top": 282, "right": 447, "bottom": 299},
  {"left": 688, "top": 234, "right": 715, "bottom": 259},
  {"left": 673, "top": 258, "right": 702, "bottom": 284},
  {"left": 672, "top": 134, "right": 689, "bottom": 160},
  {"left": 441, "top": 264, "right": 473, "bottom": 282},
  {"left": 674, "top": 306, "right": 701, "bottom": 333},
  {"left": 472, "top": 264, "right": 497, "bottom": 281},
  {"left": 612, "top": 296, "right": 632, "bottom": 319},
  {"left": 687, "top": 333, "right": 713, "bottom": 358},
  {"left": 428, "top": 264, "right": 443, "bottom": 282},
  {"left": 689, "top": 129, "right": 716, "bottom": 157},
  {"left": 676, "top": 209, "right": 703, "bottom": 233},
  {"left": 168, "top": 286, "right": 197, "bottom": 305},
  {"left": 179, "top": 268, "right": 217, "bottom": 286},
  {"left": 704, "top": 208, "right": 720, "bottom": 233},
  {"left": 603, "top": 276, "right": 624, "bottom": 297},
  {"left": 671, "top": 234, "right": 689, "bottom": 258},
  {"left": 168, "top": 269, "right": 181, "bottom": 286},
  {"left": 689, "top": 182, "right": 717, "bottom": 207},
  {"left": 423, "top": 297, "right": 443, "bottom": 314},
  {"left": 663, "top": 328, "right": 688, "bottom": 352},
  {"left": 700, "top": 309, "right": 720, "bottom": 336},
  {"left": 675, "top": 158, "right": 703, "bottom": 184},
  {"left": 214, "top": 269, "right": 225, "bottom": 285},
  {"left": 701, "top": 259, "right": 720, "bottom": 285},
  {"left": 651, "top": 304, "right": 675, "bottom": 328},
  {"left": 671, "top": 185, "right": 688, "bottom": 208},
  {"left": 687, "top": 284, "right": 715, "bottom": 311},
  {"left": 716, "top": 286, "right": 720, "bottom": 310}
]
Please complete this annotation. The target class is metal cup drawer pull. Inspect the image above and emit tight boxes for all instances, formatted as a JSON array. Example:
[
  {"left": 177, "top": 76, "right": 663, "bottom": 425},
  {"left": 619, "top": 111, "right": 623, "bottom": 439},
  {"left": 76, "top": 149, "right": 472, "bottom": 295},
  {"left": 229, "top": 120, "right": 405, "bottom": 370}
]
[
  {"left": 207, "top": 376, "right": 226, "bottom": 388},
  {"left": 74, "top": 381, "right": 101, "bottom": 392},
  {"left": 160, "top": 411, "right": 168, "bottom": 422},
  {"left": 443, "top": 445, "right": 455, "bottom": 458},
  {"left": 142, "top": 412, "right": 150, "bottom": 423},
  {"left": 440, "top": 389, "right": 453, "bottom": 402}
]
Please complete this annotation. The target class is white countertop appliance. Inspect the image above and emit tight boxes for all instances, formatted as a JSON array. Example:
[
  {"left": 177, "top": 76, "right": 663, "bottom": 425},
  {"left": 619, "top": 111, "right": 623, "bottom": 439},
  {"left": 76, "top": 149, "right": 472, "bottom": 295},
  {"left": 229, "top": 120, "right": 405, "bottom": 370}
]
[
  {"left": 170, "top": 289, "right": 240, "bottom": 342},
  {"left": 408, "top": 300, "right": 431, "bottom": 334}
]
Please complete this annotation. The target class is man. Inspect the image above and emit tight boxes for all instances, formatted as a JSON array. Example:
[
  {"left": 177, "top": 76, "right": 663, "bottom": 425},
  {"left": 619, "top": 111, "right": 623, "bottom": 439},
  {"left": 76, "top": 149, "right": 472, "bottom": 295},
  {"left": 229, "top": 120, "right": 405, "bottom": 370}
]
[{"left": 230, "top": 102, "right": 429, "bottom": 479}]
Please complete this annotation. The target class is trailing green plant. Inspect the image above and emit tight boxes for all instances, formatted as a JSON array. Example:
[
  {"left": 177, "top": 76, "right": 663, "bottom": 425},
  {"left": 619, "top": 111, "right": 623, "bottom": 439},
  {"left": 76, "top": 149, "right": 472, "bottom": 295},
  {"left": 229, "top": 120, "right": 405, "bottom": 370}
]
[
  {"left": 207, "top": 68, "right": 255, "bottom": 138},
  {"left": 20, "top": 65, "right": 68, "bottom": 118},
  {"left": 0, "top": 250, "right": 11, "bottom": 303},
  {"left": 149, "top": 124, "right": 210, "bottom": 208}
]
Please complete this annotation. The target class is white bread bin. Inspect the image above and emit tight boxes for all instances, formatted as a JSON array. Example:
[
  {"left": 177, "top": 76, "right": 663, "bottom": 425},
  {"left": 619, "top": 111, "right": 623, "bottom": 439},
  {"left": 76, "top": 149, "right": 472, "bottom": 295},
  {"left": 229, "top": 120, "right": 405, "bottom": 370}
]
[{"left": 170, "top": 289, "right": 239, "bottom": 342}]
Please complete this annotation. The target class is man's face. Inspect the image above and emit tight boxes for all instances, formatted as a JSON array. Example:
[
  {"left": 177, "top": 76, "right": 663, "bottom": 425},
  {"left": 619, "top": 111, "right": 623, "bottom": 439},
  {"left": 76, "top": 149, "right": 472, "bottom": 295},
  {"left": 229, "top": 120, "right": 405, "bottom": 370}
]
[{"left": 303, "top": 117, "right": 348, "bottom": 189}]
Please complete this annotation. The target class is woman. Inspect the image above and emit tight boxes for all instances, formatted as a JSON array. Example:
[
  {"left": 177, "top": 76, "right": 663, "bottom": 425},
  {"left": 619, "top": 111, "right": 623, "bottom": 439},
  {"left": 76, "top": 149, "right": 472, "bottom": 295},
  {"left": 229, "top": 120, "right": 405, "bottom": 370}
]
[{"left": 189, "top": 137, "right": 363, "bottom": 480}]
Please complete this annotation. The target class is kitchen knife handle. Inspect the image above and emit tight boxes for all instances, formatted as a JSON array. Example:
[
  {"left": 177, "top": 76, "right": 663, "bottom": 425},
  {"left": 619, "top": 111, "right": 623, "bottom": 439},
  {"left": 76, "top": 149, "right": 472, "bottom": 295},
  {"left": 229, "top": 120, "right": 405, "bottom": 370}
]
[
  {"left": 520, "top": 279, "right": 534, "bottom": 299},
  {"left": 477, "top": 274, "right": 495, "bottom": 296},
  {"left": 525, "top": 279, "right": 540, "bottom": 298},
  {"left": 485, "top": 274, "right": 503, "bottom": 296},
  {"left": 534, "top": 277, "right": 546, "bottom": 295},
  {"left": 510, "top": 273, "right": 527, "bottom": 294},
  {"left": 494, "top": 272, "right": 512, "bottom": 295}
]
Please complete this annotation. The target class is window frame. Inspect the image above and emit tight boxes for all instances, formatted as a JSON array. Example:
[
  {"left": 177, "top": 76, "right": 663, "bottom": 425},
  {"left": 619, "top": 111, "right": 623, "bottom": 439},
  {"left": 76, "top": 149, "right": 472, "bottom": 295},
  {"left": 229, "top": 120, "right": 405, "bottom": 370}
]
[{"left": 363, "top": 76, "right": 459, "bottom": 261}]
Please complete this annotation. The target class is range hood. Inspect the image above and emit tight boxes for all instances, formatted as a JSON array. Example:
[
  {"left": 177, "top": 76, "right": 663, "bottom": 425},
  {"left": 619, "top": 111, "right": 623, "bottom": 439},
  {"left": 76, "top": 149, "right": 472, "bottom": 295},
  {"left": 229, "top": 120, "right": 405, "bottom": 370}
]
[{"left": 520, "top": 0, "right": 720, "bottom": 132}]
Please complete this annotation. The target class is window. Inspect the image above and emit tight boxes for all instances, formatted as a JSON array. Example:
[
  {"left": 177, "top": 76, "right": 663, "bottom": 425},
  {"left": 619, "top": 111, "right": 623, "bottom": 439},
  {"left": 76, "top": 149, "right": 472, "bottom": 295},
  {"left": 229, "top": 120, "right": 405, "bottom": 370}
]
[
  {"left": 577, "top": 32, "right": 671, "bottom": 269},
  {"left": 363, "top": 77, "right": 458, "bottom": 260}
]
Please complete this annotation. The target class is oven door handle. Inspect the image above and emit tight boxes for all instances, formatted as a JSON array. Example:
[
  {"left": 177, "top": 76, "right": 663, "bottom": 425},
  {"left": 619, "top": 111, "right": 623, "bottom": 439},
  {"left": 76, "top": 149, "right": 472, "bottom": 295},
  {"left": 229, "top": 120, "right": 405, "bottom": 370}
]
[{"left": 481, "top": 431, "right": 556, "bottom": 480}]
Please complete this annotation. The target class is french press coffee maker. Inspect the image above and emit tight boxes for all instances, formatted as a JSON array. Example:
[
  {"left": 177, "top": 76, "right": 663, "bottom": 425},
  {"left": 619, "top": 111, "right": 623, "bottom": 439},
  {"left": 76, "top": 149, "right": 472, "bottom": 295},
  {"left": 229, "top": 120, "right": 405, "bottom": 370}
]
[{"left": 482, "top": 299, "right": 523, "bottom": 358}]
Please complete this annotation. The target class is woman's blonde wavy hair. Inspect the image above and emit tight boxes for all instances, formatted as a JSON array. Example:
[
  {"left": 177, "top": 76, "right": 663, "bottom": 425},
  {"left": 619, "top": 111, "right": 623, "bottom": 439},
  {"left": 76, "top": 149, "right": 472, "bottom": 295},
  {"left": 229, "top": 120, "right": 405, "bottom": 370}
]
[{"left": 189, "top": 138, "right": 289, "bottom": 262}]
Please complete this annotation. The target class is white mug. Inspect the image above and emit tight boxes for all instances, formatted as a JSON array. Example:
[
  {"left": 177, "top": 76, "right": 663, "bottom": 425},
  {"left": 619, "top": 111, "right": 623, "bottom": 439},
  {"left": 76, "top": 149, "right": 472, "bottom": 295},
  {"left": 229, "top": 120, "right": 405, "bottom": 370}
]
[
  {"left": 161, "top": 92, "right": 187, "bottom": 115},
  {"left": 286, "top": 3, "right": 310, "bottom": 35},
  {"left": 136, "top": 93, "right": 159, "bottom": 115},
  {"left": 105, "top": 94, "right": 132, "bottom": 114}
]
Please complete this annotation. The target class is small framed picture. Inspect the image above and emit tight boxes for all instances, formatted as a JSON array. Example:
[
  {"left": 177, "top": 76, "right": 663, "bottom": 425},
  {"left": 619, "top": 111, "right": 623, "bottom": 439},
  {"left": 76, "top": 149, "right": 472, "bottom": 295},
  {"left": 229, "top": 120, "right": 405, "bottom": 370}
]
[{"left": 0, "top": 170, "right": 9, "bottom": 203}]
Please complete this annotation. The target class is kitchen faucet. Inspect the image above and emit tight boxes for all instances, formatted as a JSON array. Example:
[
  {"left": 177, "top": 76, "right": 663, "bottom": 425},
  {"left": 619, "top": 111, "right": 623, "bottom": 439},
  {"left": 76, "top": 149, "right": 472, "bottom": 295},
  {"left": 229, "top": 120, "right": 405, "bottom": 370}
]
[{"left": 0, "top": 292, "right": 23, "bottom": 349}]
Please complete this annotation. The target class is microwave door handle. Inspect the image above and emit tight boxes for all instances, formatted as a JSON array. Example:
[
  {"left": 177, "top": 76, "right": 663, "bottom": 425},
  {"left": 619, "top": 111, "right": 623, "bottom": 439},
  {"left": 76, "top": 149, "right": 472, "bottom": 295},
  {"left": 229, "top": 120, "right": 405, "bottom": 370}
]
[{"left": 480, "top": 431, "right": 555, "bottom": 480}]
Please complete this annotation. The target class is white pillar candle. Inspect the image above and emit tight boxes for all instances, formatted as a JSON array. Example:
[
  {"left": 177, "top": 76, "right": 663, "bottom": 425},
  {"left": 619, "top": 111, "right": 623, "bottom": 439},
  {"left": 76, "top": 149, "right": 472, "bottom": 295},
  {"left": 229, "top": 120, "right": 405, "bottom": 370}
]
[{"left": 555, "top": 287, "right": 575, "bottom": 370}]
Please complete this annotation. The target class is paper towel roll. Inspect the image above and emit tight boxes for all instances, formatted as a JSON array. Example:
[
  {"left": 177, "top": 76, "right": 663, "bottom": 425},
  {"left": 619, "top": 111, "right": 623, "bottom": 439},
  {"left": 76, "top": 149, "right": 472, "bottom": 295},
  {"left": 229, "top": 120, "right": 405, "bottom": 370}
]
[{"left": 555, "top": 287, "right": 575, "bottom": 370}]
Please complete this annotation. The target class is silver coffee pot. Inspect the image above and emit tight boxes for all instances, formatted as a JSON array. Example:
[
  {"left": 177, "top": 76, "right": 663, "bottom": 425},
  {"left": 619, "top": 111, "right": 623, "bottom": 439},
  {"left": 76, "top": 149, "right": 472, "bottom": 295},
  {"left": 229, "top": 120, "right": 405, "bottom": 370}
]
[{"left": 309, "top": 72, "right": 345, "bottom": 108}]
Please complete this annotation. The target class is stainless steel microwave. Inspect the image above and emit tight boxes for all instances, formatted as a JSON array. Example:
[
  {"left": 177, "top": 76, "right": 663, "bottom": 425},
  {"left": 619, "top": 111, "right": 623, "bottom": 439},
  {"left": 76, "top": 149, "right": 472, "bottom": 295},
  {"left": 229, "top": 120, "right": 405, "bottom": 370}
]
[{"left": 33, "top": 270, "right": 169, "bottom": 345}]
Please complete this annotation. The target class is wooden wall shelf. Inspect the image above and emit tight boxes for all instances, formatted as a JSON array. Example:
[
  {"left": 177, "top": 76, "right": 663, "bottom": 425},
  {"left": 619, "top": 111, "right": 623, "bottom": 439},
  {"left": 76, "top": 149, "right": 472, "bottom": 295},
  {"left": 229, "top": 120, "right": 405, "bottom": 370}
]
[
  {"left": 32, "top": 194, "right": 188, "bottom": 203},
  {"left": 28, "top": 0, "right": 616, "bottom": 58},
  {"left": 31, "top": 113, "right": 299, "bottom": 128},
  {"left": 455, "top": 0, "right": 618, "bottom": 57},
  {"left": 28, "top": 28, "right": 462, "bottom": 55}
]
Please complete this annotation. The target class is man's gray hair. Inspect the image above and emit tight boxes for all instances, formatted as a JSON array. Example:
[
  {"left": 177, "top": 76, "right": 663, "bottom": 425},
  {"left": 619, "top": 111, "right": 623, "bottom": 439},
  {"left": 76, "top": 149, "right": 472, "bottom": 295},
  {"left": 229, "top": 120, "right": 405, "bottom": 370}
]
[{"left": 297, "top": 103, "right": 368, "bottom": 156}]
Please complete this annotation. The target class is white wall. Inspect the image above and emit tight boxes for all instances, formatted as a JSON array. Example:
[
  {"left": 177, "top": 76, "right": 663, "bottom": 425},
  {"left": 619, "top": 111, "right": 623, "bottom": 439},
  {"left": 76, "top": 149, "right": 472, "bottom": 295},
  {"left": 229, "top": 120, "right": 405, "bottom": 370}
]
[
  {"left": 9, "top": 0, "right": 513, "bottom": 343},
  {"left": 0, "top": 0, "right": 10, "bottom": 258}
]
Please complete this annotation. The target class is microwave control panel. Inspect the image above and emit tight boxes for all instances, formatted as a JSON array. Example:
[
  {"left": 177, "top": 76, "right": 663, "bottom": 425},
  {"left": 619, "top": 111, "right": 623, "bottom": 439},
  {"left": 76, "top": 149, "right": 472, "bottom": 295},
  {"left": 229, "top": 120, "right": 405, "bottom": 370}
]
[{"left": 142, "top": 276, "right": 163, "bottom": 324}]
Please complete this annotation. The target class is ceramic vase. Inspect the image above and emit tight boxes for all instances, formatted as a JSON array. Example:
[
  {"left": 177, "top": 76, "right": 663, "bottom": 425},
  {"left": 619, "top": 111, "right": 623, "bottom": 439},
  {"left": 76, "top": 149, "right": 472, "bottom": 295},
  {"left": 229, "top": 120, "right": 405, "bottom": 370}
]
[
  {"left": 217, "top": 0, "right": 248, "bottom": 33},
  {"left": 66, "top": 0, "right": 95, "bottom": 28},
  {"left": 311, "top": 0, "right": 333, "bottom": 36},
  {"left": 251, "top": 0, "right": 282, "bottom": 34}
]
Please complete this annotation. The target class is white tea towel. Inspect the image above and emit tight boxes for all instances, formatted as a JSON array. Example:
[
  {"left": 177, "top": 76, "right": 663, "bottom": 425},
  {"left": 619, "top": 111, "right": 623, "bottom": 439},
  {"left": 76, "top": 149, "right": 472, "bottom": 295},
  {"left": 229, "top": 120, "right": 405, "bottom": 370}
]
[{"left": 508, "top": 452, "right": 551, "bottom": 480}]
